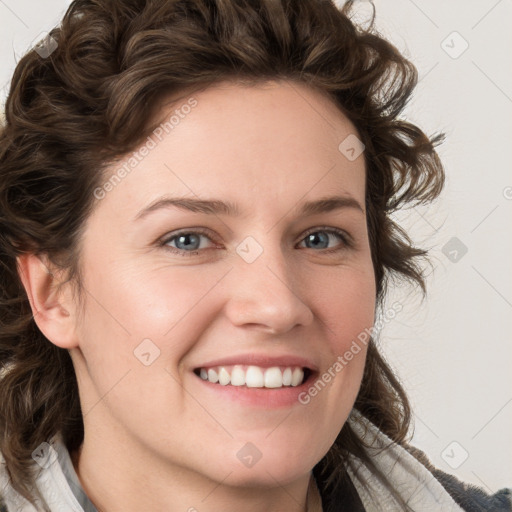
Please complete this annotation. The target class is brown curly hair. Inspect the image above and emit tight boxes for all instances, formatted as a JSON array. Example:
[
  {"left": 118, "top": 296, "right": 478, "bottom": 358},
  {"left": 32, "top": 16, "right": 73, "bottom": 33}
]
[{"left": 0, "top": 0, "right": 444, "bottom": 509}]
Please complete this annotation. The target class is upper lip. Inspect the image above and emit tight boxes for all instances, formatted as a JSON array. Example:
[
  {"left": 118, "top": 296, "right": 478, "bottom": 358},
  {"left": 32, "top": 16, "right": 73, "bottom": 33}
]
[{"left": 194, "top": 353, "right": 318, "bottom": 372}]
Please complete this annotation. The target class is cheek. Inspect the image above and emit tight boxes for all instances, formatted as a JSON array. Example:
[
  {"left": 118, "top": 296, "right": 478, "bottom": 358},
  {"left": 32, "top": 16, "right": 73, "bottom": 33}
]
[
  {"left": 79, "top": 259, "right": 226, "bottom": 341},
  {"left": 301, "top": 265, "right": 375, "bottom": 425},
  {"left": 72, "top": 262, "right": 222, "bottom": 428},
  {"left": 313, "top": 264, "right": 376, "bottom": 350},
  {"left": 73, "top": 260, "right": 232, "bottom": 391}
]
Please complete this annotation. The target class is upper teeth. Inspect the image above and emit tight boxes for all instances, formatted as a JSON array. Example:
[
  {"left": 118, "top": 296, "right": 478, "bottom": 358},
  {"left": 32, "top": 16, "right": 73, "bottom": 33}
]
[{"left": 198, "top": 365, "right": 304, "bottom": 388}]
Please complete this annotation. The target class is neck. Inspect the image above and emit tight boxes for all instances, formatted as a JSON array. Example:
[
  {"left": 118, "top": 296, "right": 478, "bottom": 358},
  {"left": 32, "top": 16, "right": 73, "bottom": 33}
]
[{"left": 72, "top": 425, "right": 313, "bottom": 512}]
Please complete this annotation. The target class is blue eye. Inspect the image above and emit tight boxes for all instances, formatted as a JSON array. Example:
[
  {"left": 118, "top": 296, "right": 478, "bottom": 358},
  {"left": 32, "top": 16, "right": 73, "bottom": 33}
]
[
  {"left": 298, "top": 228, "right": 352, "bottom": 253},
  {"left": 159, "top": 227, "right": 351, "bottom": 257},
  {"left": 161, "top": 229, "right": 214, "bottom": 255}
]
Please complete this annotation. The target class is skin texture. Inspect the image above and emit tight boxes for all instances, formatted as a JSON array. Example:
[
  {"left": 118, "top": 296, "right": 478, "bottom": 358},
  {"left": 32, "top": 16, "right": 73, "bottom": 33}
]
[{"left": 18, "top": 80, "right": 376, "bottom": 512}]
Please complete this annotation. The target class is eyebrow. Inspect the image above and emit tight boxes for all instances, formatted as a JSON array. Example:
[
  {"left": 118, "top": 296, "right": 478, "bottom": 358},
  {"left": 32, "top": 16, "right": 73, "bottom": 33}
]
[{"left": 134, "top": 194, "right": 364, "bottom": 221}]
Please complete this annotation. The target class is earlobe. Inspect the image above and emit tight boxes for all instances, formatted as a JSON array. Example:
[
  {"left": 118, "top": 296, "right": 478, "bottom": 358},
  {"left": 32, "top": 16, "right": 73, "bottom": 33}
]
[{"left": 16, "top": 253, "right": 79, "bottom": 349}]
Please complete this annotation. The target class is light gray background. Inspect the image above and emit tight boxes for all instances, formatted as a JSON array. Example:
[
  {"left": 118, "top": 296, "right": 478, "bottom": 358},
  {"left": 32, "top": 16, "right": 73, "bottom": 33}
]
[{"left": 1, "top": 0, "right": 510, "bottom": 493}]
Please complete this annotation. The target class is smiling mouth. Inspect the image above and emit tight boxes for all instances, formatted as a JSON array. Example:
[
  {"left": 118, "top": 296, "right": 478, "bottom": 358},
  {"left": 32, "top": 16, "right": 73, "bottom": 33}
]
[{"left": 193, "top": 365, "right": 312, "bottom": 388}]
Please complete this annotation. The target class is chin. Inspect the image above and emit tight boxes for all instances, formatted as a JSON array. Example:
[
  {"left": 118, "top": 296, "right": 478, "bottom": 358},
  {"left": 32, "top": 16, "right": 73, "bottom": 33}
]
[
  {"left": 213, "top": 440, "right": 322, "bottom": 488},
  {"left": 222, "top": 462, "right": 313, "bottom": 489}
]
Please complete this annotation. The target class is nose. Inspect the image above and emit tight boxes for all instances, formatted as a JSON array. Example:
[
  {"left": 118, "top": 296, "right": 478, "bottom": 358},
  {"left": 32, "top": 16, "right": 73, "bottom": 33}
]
[{"left": 223, "top": 237, "right": 314, "bottom": 335}]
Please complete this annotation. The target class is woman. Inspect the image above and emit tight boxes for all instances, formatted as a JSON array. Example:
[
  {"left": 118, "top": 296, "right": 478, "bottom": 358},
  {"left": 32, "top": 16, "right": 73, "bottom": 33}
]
[{"left": 0, "top": 0, "right": 510, "bottom": 510}]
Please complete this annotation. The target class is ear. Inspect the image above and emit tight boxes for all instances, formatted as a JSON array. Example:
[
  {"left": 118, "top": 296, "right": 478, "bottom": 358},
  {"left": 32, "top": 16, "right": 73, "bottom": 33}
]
[{"left": 16, "top": 253, "right": 79, "bottom": 349}]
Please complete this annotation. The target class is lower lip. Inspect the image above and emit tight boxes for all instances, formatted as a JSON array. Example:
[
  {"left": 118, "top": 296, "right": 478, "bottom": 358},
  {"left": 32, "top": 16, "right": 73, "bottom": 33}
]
[{"left": 192, "top": 372, "right": 317, "bottom": 408}]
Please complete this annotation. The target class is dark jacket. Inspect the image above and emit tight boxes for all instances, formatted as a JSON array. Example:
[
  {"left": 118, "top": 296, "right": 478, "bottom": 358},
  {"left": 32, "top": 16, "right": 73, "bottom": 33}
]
[{"left": 313, "top": 454, "right": 512, "bottom": 512}]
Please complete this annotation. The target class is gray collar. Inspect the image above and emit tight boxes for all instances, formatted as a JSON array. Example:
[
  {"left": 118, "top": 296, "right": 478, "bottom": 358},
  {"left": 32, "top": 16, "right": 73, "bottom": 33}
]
[{"left": 53, "top": 435, "right": 98, "bottom": 512}]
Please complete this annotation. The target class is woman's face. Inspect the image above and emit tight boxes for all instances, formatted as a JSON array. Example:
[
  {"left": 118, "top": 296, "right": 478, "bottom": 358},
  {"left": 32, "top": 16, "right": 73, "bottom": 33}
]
[{"left": 69, "top": 79, "right": 375, "bottom": 487}]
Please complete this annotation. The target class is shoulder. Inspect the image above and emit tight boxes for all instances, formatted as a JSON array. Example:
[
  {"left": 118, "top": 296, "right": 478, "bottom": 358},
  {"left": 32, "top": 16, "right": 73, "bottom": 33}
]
[
  {"left": 406, "top": 443, "right": 512, "bottom": 512},
  {"left": 0, "top": 449, "right": 35, "bottom": 512},
  {"left": 431, "top": 466, "right": 512, "bottom": 512}
]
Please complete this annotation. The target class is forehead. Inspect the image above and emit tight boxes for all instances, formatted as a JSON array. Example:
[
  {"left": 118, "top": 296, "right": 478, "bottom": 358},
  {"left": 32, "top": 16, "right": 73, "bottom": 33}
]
[{"left": 94, "top": 79, "right": 366, "bottom": 221}]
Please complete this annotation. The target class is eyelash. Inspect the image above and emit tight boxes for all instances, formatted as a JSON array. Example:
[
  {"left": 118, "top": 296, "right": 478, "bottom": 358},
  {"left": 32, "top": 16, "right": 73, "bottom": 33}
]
[{"left": 158, "top": 226, "right": 353, "bottom": 257}]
